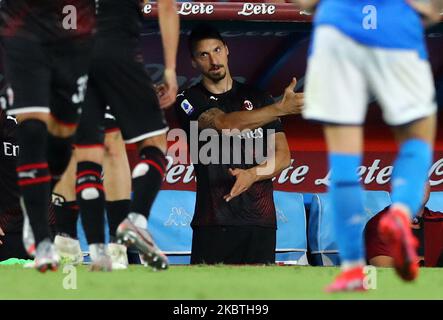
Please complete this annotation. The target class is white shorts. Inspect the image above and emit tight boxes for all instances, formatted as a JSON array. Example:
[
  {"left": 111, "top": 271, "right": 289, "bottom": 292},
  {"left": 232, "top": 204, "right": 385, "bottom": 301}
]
[{"left": 303, "top": 26, "right": 437, "bottom": 126}]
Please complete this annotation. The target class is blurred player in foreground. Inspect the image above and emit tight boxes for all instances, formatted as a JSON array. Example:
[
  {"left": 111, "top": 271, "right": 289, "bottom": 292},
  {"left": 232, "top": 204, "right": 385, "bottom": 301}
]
[
  {"left": 0, "top": 0, "right": 95, "bottom": 272},
  {"left": 52, "top": 108, "right": 132, "bottom": 269},
  {"left": 73, "top": 0, "right": 179, "bottom": 271},
  {"left": 297, "top": 0, "right": 442, "bottom": 291}
]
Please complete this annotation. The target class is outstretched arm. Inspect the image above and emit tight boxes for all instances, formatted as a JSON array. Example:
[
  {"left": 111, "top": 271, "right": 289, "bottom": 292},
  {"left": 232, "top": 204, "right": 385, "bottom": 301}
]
[
  {"left": 408, "top": 0, "right": 443, "bottom": 25},
  {"left": 157, "top": 0, "right": 179, "bottom": 108},
  {"left": 198, "top": 78, "right": 304, "bottom": 131}
]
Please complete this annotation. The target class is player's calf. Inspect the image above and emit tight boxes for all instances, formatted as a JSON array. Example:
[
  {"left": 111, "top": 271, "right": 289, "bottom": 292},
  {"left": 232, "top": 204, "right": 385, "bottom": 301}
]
[
  {"left": 76, "top": 161, "right": 108, "bottom": 270},
  {"left": 47, "top": 134, "right": 74, "bottom": 188},
  {"left": 16, "top": 119, "right": 52, "bottom": 246},
  {"left": 130, "top": 146, "right": 167, "bottom": 219}
]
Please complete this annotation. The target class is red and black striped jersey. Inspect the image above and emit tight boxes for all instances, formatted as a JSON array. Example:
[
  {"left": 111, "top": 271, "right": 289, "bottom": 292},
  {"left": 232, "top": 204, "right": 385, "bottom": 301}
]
[
  {"left": 0, "top": 108, "right": 19, "bottom": 214},
  {"left": 175, "top": 81, "right": 284, "bottom": 228}
]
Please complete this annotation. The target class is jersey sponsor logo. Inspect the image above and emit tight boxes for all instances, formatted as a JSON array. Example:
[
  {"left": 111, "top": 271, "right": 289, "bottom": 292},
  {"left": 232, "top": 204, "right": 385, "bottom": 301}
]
[
  {"left": 3, "top": 142, "right": 19, "bottom": 157},
  {"left": 180, "top": 99, "right": 194, "bottom": 115},
  {"left": 209, "top": 96, "right": 218, "bottom": 101},
  {"left": 237, "top": 127, "right": 263, "bottom": 139},
  {"left": 243, "top": 100, "right": 254, "bottom": 110},
  {"left": 238, "top": 3, "right": 276, "bottom": 16}
]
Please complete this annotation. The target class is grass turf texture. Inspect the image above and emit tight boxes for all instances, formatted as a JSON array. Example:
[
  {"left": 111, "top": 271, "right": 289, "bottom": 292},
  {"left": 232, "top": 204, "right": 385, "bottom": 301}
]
[{"left": 0, "top": 265, "right": 442, "bottom": 300}]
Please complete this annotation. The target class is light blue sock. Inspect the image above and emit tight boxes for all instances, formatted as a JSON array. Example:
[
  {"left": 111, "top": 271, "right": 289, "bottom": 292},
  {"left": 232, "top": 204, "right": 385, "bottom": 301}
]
[
  {"left": 329, "top": 153, "right": 366, "bottom": 264},
  {"left": 391, "top": 139, "right": 432, "bottom": 218}
]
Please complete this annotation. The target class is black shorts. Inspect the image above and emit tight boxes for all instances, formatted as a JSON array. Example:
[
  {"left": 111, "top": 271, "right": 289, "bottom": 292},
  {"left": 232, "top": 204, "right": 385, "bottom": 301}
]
[
  {"left": 2, "top": 37, "right": 93, "bottom": 126},
  {"left": 75, "top": 105, "right": 120, "bottom": 147},
  {"left": 103, "top": 106, "right": 120, "bottom": 134},
  {"left": 75, "top": 41, "right": 168, "bottom": 146},
  {"left": 191, "top": 226, "right": 276, "bottom": 265}
]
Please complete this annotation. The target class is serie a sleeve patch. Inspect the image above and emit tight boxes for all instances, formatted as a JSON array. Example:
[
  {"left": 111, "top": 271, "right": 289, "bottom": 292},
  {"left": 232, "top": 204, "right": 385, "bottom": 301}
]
[{"left": 180, "top": 99, "right": 195, "bottom": 115}]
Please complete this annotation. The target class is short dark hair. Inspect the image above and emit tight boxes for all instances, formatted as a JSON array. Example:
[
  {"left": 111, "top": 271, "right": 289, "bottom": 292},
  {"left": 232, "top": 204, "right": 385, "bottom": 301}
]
[{"left": 188, "top": 23, "right": 226, "bottom": 57}]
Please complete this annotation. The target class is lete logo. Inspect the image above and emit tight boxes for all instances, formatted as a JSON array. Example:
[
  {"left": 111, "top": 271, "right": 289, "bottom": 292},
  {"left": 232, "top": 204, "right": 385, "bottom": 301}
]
[
  {"left": 178, "top": 2, "right": 214, "bottom": 15},
  {"left": 142, "top": 4, "right": 152, "bottom": 14},
  {"left": 238, "top": 3, "right": 276, "bottom": 16}
]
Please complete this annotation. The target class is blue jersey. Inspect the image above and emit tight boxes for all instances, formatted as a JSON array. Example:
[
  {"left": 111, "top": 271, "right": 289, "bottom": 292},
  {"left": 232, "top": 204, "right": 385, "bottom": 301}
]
[{"left": 314, "top": 0, "right": 428, "bottom": 58}]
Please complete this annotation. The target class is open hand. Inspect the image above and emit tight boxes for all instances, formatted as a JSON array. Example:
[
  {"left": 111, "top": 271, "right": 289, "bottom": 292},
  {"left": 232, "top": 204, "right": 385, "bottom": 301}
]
[
  {"left": 224, "top": 168, "right": 257, "bottom": 202},
  {"left": 157, "top": 68, "right": 178, "bottom": 109},
  {"left": 277, "top": 77, "right": 304, "bottom": 116}
]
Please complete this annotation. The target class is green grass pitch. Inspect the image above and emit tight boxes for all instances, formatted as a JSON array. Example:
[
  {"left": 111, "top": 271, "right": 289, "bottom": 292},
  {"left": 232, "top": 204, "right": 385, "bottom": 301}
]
[{"left": 0, "top": 265, "right": 442, "bottom": 300}]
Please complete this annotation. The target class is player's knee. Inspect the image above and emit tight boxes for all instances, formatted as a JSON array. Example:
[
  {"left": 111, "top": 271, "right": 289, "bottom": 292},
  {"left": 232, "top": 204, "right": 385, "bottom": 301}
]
[
  {"left": 16, "top": 119, "right": 48, "bottom": 159},
  {"left": 16, "top": 113, "right": 49, "bottom": 124},
  {"left": 137, "top": 134, "right": 167, "bottom": 154},
  {"left": 132, "top": 162, "right": 150, "bottom": 178},
  {"left": 47, "top": 134, "right": 74, "bottom": 178},
  {"left": 76, "top": 161, "right": 104, "bottom": 201},
  {"left": 18, "top": 119, "right": 47, "bottom": 139},
  {"left": 393, "top": 115, "right": 436, "bottom": 145},
  {"left": 104, "top": 132, "right": 125, "bottom": 160},
  {"left": 132, "top": 146, "right": 167, "bottom": 179},
  {"left": 79, "top": 186, "right": 101, "bottom": 200},
  {"left": 48, "top": 118, "right": 77, "bottom": 138}
]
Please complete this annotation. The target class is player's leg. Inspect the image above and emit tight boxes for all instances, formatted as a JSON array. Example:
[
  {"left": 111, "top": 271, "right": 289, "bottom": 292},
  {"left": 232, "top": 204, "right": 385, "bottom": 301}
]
[
  {"left": 368, "top": 48, "right": 437, "bottom": 281},
  {"left": 96, "top": 57, "right": 169, "bottom": 270},
  {"left": 323, "top": 126, "right": 367, "bottom": 284},
  {"left": 131, "top": 133, "right": 167, "bottom": 225},
  {"left": 390, "top": 117, "right": 435, "bottom": 215},
  {"left": 102, "top": 120, "right": 132, "bottom": 268},
  {"left": 53, "top": 154, "right": 79, "bottom": 239},
  {"left": 303, "top": 26, "right": 369, "bottom": 291},
  {"left": 3, "top": 37, "right": 58, "bottom": 271},
  {"left": 51, "top": 154, "right": 83, "bottom": 265},
  {"left": 49, "top": 38, "right": 94, "bottom": 188},
  {"left": 75, "top": 146, "right": 109, "bottom": 271},
  {"left": 73, "top": 78, "right": 111, "bottom": 271},
  {"left": 117, "top": 133, "right": 169, "bottom": 270},
  {"left": 102, "top": 123, "right": 131, "bottom": 242},
  {"left": 379, "top": 117, "right": 435, "bottom": 280},
  {"left": 46, "top": 116, "right": 77, "bottom": 189}
]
